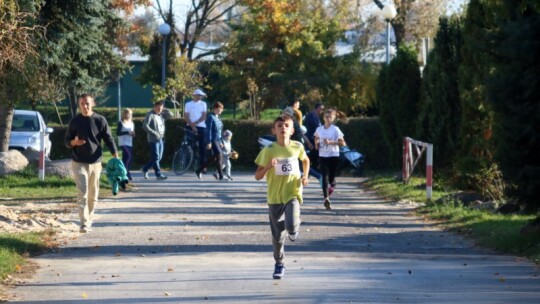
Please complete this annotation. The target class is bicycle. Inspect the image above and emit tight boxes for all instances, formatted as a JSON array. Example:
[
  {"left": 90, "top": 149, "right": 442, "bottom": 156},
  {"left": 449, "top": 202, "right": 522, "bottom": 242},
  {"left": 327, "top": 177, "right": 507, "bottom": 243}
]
[{"left": 172, "top": 128, "right": 200, "bottom": 175}]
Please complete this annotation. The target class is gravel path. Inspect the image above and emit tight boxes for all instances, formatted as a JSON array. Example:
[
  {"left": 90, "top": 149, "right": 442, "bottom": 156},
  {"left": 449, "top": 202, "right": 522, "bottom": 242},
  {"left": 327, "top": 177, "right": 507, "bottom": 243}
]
[{"left": 9, "top": 172, "right": 540, "bottom": 303}]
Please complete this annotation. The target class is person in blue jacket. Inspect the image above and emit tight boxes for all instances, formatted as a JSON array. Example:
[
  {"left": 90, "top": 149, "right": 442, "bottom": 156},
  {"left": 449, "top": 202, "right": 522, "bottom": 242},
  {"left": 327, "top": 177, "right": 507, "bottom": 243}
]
[{"left": 196, "top": 102, "right": 224, "bottom": 180}]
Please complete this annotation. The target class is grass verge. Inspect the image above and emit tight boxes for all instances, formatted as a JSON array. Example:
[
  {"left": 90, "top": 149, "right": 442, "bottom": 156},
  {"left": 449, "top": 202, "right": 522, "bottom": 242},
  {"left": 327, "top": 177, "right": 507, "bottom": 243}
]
[
  {"left": 1, "top": 167, "right": 111, "bottom": 295},
  {"left": 0, "top": 232, "right": 50, "bottom": 280},
  {"left": 0, "top": 166, "right": 111, "bottom": 200},
  {"left": 363, "top": 174, "right": 540, "bottom": 264}
]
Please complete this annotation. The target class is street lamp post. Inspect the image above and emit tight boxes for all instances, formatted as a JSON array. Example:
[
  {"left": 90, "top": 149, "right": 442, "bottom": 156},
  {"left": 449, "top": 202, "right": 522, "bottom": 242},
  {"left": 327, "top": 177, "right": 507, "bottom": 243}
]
[
  {"left": 381, "top": 4, "right": 397, "bottom": 65},
  {"left": 158, "top": 23, "right": 171, "bottom": 88}
]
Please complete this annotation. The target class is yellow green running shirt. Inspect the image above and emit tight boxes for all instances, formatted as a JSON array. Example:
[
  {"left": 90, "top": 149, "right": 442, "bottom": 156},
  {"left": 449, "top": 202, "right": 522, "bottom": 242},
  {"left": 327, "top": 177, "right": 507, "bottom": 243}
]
[{"left": 255, "top": 140, "right": 307, "bottom": 204}]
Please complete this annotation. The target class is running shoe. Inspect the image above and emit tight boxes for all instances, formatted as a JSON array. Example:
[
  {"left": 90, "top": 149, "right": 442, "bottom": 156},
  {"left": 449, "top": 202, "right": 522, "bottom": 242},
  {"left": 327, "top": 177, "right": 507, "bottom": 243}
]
[
  {"left": 141, "top": 168, "right": 149, "bottom": 179},
  {"left": 324, "top": 198, "right": 332, "bottom": 210},
  {"left": 289, "top": 231, "right": 299, "bottom": 241},
  {"left": 273, "top": 263, "right": 285, "bottom": 279}
]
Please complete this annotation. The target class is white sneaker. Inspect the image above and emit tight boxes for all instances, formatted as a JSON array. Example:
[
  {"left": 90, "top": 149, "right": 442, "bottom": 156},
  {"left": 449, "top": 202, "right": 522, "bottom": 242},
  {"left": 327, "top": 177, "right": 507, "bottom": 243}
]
[
  {"left": 79, "top": 225, "right": 92, "bottom": 233},
  {"left": 288, "top": 231, "right": 299, "bottom": 241},
  {"left": 141, "top": 169, "right": 149, "bottom": 179}
]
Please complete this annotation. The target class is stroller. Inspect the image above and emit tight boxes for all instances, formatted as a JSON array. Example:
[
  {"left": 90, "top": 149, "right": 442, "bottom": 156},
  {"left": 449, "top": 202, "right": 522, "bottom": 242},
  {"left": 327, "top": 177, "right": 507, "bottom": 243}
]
[
  {"left": 338, "top": 146, "right": 365, "bottom": 177},
  {"left": 258, "top": 135, "right": 365, "bottom": 177}
]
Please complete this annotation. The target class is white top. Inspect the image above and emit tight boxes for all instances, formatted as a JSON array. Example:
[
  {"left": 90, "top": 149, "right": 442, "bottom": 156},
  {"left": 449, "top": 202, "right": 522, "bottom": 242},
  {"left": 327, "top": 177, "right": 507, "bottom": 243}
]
[
  {"left": 118, "top": 120, "right": 134, "bottom": 147},
  {"left": 185, "top": 100, "right": 208, "bottom": 128},
  {"left": 222, "top": 139, "right": 232, "bottom": 155},
  {"left": 315, "top": 124, "right": 344, "bottom": 157}
]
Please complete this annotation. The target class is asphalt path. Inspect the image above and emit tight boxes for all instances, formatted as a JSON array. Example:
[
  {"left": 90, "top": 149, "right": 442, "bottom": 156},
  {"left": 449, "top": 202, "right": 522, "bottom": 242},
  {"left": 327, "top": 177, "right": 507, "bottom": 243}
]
[{"left": 11, "top": 171, "right": 540, "bottom": 303}]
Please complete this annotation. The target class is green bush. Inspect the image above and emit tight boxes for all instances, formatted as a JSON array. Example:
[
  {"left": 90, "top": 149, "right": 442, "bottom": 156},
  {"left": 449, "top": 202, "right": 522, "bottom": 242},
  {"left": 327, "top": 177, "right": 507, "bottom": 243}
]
[
  {"left": 487, "top": 1, "right": 540, "bottom": 211},
  {"left": 50, "top": 117, "right": 391, "bottom": 171},
  {"left": 377, "top": 45, "right": 422, "bottom": 167},
  {"left": 416, "top": 16, "right": 463, "bottom": 172},
  {"left": 455, "top": 0, "right": 503, "bottom": 200}
]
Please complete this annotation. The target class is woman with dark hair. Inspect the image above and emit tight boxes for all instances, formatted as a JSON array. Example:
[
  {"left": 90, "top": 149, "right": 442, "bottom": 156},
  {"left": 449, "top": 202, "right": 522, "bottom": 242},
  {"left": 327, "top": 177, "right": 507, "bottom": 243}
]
[{"left": 196, "top": 102, "right": 225, "bottom": 180}]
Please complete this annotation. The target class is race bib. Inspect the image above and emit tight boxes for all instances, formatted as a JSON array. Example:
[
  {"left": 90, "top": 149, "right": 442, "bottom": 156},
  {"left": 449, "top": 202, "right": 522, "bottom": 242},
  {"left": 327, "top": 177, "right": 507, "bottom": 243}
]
[
  {"left": 274, "top": 157, "right": 300, "bottom": 176},
  {"left": 319, "top": 140, "right": 333, "bottom": 154}
]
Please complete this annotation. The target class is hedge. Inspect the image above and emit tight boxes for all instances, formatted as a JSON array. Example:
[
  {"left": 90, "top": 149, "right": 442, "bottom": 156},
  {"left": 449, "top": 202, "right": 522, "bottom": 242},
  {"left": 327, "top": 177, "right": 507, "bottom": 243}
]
[{"left": 49, "top": 117, "right": 391, "bottom": 171}]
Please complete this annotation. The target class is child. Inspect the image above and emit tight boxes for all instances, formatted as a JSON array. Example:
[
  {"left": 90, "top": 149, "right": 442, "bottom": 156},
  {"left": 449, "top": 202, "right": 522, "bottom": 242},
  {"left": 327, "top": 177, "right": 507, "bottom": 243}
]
[
  {"left": 222, "top": 130, "right": 234, "bottom": 181},
  {"left": 255, "top": 115, "right": 310, "bottom": 280},
  {"left": 314, "top": 108, "right": 347, "bottom": 210},
  {"left": 116, "top": 108, "right": 135, "bottom": 180}
]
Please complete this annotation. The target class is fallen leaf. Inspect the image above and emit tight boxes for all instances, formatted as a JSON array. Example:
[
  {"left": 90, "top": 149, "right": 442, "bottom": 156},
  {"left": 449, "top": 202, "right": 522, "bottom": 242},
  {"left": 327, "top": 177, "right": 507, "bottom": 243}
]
[
  {"left": 499, "top": 277, "right": 506, "bottom": 282},
  {"left": 15, "top": 265, "right": 22, "bottom": 272},
  {"left": 82, "top": 293, "right": 88, "bottom": 298},
  {"left": 167, "top": 268, "right": 174, "bottom": 272}
]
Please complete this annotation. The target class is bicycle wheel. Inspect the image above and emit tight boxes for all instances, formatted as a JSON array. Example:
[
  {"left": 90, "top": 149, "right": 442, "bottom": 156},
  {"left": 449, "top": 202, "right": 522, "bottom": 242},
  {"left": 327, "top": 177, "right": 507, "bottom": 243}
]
[{"left": 172, "top": 144, "right": 194, "bottom": 175}]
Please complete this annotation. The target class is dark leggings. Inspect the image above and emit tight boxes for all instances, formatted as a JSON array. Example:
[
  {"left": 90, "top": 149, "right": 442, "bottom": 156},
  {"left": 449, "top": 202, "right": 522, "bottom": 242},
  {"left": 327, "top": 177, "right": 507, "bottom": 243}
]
[
  {"left": 120, "top": 145, "right": 133, "bottom": 178},
  {"left": 198, "top": 140, "right": 223, "bottom": 179},
  {"left": 319, "top": 156, "right": 339, "bottom": 198}
]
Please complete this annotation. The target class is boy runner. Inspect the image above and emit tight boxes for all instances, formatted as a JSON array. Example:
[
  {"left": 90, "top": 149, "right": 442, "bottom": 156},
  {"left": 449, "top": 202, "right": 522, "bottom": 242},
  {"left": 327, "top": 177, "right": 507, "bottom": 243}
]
[{"left": 255, "top": 115, "right": 310, "bottom": 279}]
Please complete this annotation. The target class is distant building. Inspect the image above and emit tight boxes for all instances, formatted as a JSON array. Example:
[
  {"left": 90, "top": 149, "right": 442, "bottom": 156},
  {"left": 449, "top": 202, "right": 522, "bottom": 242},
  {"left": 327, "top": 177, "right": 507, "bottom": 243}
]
[{"left": 102, "top": 53, "right": 153, "bottom": 108}]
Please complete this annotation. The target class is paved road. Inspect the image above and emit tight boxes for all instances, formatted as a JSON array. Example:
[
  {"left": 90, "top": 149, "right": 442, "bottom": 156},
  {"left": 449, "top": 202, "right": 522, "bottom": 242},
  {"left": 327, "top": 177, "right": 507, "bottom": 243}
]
[{"left": 11, "top": 172, "right": 540, "bottom": 303}]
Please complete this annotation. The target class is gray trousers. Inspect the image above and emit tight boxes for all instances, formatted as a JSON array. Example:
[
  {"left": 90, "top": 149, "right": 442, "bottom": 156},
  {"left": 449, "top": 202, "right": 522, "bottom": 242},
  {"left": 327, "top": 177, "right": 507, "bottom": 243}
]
[{"left": 268, "top": 199, "right": 301, "bottom": 264}]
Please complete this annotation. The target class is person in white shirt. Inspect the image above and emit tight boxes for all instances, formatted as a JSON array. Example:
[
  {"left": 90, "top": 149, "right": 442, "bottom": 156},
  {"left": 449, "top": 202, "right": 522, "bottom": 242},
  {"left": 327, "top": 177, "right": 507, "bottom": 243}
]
[
  {"left": 116, "top": 108, "right": 135, "bottom": 180},
  {"left": 185, "top": 88, "right": 208, "bottom": 170},
  {"left": 314, "top": 108, "right": 347, "bottom": 210}
]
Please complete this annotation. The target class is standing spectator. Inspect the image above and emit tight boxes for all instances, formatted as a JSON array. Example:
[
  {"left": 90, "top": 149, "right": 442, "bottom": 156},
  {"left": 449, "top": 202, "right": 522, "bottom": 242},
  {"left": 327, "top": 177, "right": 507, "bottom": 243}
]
[
  {"left": 291, "top": 100, "right": 303, "bottom": 125},
  {"left": 116, "top": 108, "right": 135, "bottom": 180},
  {"left": 141, "top": 101, "right": 167, "bottom": 180},
  {"left": 196, "top": 102, "right": 224, "bottom": 180},
  {"left": 64, "top": 93, "right": 118, "bottom": 233},
  {"left": 185, "top": 88, "right": 208, "bottom": 171},
  {"left": 221, "top": 130, "right": 235, "bottom": 181},
  {"left": 314, "top": 108, "right": 347, "bottom": 210},
  {"left": 255, "top": 115, "right": 310, "bottom": 280},
  {"left": 304, "top": 103, "right": 324, "bottom": 181}
]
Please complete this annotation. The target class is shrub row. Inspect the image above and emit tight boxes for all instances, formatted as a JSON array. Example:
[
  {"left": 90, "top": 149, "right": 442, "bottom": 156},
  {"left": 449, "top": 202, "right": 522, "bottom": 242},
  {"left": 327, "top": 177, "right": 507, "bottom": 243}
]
[{"left": 49, "top": 117, "right": 389, "bottom": 171}]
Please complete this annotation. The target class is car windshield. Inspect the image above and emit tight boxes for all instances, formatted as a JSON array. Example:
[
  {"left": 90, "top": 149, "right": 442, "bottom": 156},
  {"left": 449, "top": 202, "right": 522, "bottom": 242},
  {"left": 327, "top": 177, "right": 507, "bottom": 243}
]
[{"left": 12, "top": 114, "right": 39, "bottom": 132}]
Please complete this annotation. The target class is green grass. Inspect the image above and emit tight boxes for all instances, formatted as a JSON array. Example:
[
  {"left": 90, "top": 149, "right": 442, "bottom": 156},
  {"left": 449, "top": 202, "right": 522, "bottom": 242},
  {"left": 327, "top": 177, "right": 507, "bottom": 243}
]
[
  {"left": 0, "top": 232, "right": 48, "bottom": 280},
  {"left": 0, "top": 166, "right": 111, "bottom": 200},
  {"left": 363, "top": 174, "right": 448, "bottom": 203},
  {"left": 1, "top": 167, "right": 112, "bottom": 285},
  {"left": 364, "top": 173, "right": 540, "bottom": 263}
]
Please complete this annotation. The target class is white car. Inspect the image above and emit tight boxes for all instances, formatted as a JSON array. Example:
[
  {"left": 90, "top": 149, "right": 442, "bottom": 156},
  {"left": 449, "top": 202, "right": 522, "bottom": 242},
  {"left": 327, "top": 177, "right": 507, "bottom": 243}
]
[{"left": 9, "top": 109, "right": 53, "bottom": 158}]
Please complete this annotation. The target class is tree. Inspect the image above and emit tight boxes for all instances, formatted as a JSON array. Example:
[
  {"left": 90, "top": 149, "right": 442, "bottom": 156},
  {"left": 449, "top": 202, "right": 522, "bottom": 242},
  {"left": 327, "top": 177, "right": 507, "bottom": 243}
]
[
  {"left": 153, "top": 0, "right": 237, "bottom": 60},
  {"left": 37, "top": 0, "right": 142, "bottom": 118},
  {"left": 377, "top": 45, "right": 421, "bottom": 166},
  {"left": 455, "top": 0, "right": 504, "bottom": 201},
  {"left": 225, "top": 0, "right": 353, "bottom": 110},
  {"left": 0, "top": 0, "right": 41, "bottom": 152},
  {"left": 416, "top": 16, "right": 464, "bottom": 171},
  {"left": 152, "top": 55, "right": 206, "bottom": 117},
  {"left": 372, "top": 0, "right": 447, "bottom": 47},
  {"left": 487, "top": 0, "right": 540, "bottom": 211}
]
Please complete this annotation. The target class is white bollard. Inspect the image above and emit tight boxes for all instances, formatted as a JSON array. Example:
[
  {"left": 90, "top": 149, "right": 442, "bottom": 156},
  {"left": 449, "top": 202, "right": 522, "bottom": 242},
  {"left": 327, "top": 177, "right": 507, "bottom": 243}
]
[
  {"left": 426, "top": 144, "right": 433, "bottom": 201},
  {"left": 39, "top": 131, "right": 45, "bottom": 181}
]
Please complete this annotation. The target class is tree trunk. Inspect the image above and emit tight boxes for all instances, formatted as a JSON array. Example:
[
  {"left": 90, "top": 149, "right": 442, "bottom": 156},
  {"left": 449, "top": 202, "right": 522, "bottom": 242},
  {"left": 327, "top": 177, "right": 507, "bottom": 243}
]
[
  {"left": 53, "top": 102, "right": 64, "bottom": 127},
  {"left": 0, "top": 104, "right": 15, "bottom": 152},
  {"left": 68, "top": 88, "right": 77, "bottom": 119}
]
